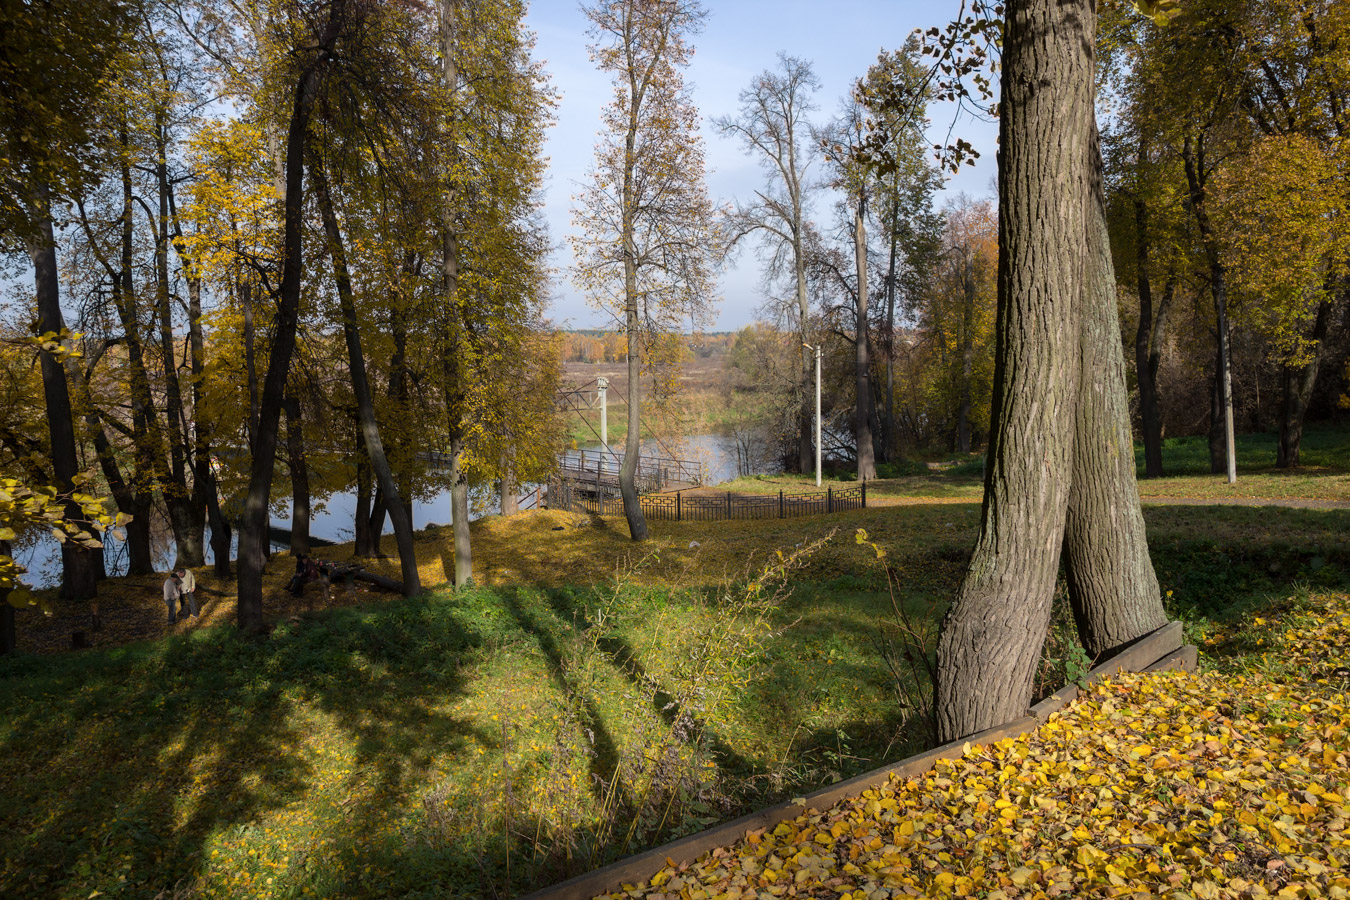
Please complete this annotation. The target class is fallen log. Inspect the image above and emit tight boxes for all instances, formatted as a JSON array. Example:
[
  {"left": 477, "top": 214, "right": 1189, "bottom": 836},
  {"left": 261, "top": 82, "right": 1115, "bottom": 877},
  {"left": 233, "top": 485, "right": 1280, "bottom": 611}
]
[{"left": 352, "top": 567, "right": 402, "bottom": 594}]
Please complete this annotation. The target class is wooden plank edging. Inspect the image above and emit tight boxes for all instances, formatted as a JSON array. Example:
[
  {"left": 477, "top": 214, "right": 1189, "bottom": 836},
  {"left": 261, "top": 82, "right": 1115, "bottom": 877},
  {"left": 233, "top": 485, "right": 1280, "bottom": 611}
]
[{"left": 516, "top": 620, "right": 1187, "bottom": 900}]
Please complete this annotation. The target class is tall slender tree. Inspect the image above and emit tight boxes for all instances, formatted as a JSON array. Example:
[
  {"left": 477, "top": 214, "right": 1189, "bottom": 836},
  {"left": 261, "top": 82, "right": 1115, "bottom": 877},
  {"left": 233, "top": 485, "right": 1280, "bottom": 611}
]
[
  {"left": 714, "top": 54, "right": 821, "bottom": 474},
  {"left": 572, "top": 0, "right": 718, "bottom": 541}
]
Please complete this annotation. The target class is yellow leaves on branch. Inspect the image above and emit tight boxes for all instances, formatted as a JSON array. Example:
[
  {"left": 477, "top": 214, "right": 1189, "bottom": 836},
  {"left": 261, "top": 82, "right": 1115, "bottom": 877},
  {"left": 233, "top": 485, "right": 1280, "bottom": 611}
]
[
  {"left": 1213, "top": 134, "right": 1350, "bottom": 367},
  {"left": 599, "top": 668, "right": 1350, "bottom": 900},
  {"left": 0, "top": 474, "right": 129, "bottom": 603}
]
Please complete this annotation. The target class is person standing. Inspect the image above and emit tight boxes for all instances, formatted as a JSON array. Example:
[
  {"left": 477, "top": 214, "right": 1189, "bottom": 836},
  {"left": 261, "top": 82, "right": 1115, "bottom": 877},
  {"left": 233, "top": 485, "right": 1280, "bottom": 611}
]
[
  {"left": 163, "top": 573, "right": 182, "bottom": 625},
  {"left": 175, "top": 567, "right": 199, "bottom": 619}
]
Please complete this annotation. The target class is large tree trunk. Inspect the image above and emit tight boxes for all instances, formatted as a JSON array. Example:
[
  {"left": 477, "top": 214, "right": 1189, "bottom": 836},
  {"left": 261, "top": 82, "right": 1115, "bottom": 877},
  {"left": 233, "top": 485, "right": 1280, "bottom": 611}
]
[
  {"left": 283, "top": 394, "right": 310, "bottom": 556},
  {"left": 1062, "top": 134, "right": 1167, "bottom": 658},
  {"left": 1, "top": 540, "right": 13, "bottom": 654},
  {"left": 237, "top": 6, "right": 343, "bottom": 632},
  {"left": 936, "top": 0, "right": 1092, "bottom": 743},
  {"left": 312, "top": 158, "right": 420, "bottom": 596},
  {"left": 1277, "top": 299, "right": 1330, "bottom": 468},
  {"left": 26, "top": 202, "right": 100, "bottom": 601},
  {"left": 853, "top": 196, "right": 876, "bottom": 481}
]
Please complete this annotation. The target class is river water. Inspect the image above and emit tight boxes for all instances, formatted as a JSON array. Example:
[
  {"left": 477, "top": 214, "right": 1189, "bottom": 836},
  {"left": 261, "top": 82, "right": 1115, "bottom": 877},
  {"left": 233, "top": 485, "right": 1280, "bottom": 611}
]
[{"left": 17, "top": 433, "right": 767, "bottom": 587}]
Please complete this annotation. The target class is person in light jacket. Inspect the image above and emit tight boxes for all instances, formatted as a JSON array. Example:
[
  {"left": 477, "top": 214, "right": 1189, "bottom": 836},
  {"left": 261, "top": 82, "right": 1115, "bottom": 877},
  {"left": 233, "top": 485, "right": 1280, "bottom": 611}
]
[
  {"left": 174, "top": 567, "right": 199, "bottom": 619},
  {"left": 163, "top": 573, "right": 182, "bottom": 625}
]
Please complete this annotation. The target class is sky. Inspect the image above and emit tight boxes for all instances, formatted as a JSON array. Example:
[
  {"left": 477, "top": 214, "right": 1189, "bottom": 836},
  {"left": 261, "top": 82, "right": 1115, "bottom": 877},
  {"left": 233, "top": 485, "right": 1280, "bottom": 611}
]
[{"left": 523, "top": 0, "right": 1000, "bottom": 333}]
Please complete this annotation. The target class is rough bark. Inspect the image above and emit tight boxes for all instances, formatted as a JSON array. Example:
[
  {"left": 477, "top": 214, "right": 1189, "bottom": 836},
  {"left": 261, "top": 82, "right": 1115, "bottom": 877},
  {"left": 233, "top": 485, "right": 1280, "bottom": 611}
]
[
  {"left": 853, "top": 196, "right": 877, "bottom": 481},
  {"left": 1062, "top": 135, "right": 1167, "bottom": 658},
  {"left": 1, "top": 539, "right": 12, "bottom": 654},
  {"left": 237, "top": 1, "right": 346, "bottom": 632},
  {"left": 26, "top": 202, "right": 100, "bottom": 601},
  {"left": 312, "top": 157, "right": 420, "bottom": 596},
  {"left": 448, "top": 436, "right": 473, "bottom": 585},
  {"left": 936, "top": 0, "right": 1092, "bottom": 743},
  {"left": 283, "top": 394, "right": 310, "bottom": 556},
  {"left": 500, "top": 462, "right": 519, "bottom": 516},
  {"left": 1277, "top": 299, "right": 1331, "bottom": 468}
]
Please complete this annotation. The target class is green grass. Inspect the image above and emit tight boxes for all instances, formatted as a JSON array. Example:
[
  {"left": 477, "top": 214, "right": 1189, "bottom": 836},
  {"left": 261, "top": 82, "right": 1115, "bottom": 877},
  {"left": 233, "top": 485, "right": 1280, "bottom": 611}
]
[
  {"left": 3, "top": 500, "right": 1349, "bottom": 899},
  {"left": 710, "top": 425, "right": 1350, "bottom": 503}
]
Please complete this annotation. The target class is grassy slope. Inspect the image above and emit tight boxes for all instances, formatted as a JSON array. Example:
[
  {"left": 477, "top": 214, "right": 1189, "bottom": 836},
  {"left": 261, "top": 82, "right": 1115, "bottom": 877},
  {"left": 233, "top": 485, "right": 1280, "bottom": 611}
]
[{"left": 3, "top": 498, "right": 1349, "bottom": 899}]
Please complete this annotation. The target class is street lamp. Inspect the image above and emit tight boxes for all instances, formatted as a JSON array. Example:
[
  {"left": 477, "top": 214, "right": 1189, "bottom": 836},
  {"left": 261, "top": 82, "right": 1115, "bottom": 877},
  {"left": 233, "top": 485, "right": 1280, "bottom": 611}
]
[{"left": 803, "top": 342, "right": 822, "bottom": 487}]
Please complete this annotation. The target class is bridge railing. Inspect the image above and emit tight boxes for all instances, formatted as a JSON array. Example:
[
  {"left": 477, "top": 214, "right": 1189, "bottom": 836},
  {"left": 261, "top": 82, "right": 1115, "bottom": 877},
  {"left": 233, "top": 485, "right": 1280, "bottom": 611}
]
[
  {"left": 558, "top": 450, "right": 703, "bottom": 491},
  {"left": 547, "top": 480, "right": 867, "bottom": 521}
]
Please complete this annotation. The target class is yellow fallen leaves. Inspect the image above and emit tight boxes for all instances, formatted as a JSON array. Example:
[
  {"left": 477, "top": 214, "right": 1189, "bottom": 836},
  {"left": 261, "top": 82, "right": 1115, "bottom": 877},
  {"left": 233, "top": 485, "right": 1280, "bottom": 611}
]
[{"left": 596, "top": 670, "right": 1350, "bottom": 900}]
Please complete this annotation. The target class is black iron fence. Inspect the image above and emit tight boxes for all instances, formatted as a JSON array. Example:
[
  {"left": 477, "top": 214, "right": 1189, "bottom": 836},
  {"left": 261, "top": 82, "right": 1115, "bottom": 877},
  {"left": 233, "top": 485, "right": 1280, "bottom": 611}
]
[{"left": 546, "top": 480, "right": 866, "bottom": 521}]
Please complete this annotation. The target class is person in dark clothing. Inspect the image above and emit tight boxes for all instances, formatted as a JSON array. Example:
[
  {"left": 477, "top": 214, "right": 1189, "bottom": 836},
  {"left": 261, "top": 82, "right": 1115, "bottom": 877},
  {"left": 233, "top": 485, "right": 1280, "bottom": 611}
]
[{"left": 286, "top": 553, "right": 308, "bottom": 596}]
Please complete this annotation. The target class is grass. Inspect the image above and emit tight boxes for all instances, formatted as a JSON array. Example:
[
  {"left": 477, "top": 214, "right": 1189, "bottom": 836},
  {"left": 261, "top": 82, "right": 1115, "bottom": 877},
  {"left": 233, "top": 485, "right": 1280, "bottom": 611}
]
[
  {"left": 4, "top": 494, "right": 1350, "bottom": 898},
  {"left": 709, "top": 424, "right": 1350, "bottom": 504}
]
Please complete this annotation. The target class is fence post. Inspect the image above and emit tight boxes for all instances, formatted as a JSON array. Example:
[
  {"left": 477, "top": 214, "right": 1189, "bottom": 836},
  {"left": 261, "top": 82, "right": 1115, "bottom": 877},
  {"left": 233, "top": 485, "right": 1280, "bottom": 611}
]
[
  {"left": 828, "top": 486, "right": 833, "bottom": 513},
  {"left": 862, "top": 479, "right": 867, "bottom": 508},
  {"left": 677, "top": 490, "right": 682, "bottom": 522},
  {"left": 779, "top": 490, "right": 784, "bottom": 518},
  {"left": 726, "top": 491, "right": 732, "bottom": 520}
]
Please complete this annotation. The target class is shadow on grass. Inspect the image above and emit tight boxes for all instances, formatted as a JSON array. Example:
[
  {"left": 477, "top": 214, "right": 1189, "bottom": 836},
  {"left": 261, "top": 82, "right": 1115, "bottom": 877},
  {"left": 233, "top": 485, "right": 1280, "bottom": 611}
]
[{"left": 0, "top": 596, "right": 492, "bottom": 899}]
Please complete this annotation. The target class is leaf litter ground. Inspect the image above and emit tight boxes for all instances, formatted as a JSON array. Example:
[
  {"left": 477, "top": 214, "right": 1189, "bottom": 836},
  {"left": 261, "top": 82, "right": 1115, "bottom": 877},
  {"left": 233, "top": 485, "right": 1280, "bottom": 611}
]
[{"left": 596, "top": 597, "right": 1350, "bottom": 900}]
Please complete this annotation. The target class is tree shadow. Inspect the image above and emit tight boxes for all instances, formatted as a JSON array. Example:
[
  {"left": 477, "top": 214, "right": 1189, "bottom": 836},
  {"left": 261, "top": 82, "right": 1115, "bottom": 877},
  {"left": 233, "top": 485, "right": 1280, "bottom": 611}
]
[{"left": 0, "top": 595, "right": 490, "bottom": 899}]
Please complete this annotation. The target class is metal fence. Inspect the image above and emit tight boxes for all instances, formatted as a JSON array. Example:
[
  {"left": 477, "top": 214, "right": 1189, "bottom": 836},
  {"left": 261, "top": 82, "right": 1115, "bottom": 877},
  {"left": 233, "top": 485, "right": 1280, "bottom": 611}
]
[{"left": 546, "top": 480, "right": 867, "bottom": 522}]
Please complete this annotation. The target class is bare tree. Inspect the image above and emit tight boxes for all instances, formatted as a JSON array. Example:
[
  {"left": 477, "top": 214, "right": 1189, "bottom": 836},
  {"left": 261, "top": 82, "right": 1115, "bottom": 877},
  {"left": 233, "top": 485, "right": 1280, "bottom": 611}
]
[
  {"left": 713, "top": 54, "right": 821, "bottom": 474},
  {"left": 572, "top": 0, "right": 718, "bottom": 541}
]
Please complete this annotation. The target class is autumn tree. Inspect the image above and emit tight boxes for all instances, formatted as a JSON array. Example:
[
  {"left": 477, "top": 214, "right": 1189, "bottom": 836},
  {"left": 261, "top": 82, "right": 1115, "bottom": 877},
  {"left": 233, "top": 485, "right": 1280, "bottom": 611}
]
[
  {"left": 935, "top": 0, "right": 1167, "bottom": 741},
  {"left": 0, "top": 0, "right": 133, "bottom": 599},
  {"left": 714, "top": 54, "right": 821, "bottom": 474},
  {"left": 572, "top": 0, "right": 718, "bottom": 541}
]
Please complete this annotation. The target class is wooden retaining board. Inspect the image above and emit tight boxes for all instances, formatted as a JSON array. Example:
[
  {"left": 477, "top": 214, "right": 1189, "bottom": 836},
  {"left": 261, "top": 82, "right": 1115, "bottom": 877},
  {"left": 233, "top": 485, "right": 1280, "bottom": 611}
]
[{"left": 517, "top": 619, "right": 1189, "bottom": 900}]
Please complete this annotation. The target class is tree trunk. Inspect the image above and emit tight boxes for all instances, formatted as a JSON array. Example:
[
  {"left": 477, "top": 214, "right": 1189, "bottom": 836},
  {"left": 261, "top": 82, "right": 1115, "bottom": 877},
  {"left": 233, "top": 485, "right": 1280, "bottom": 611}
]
[
  {"left": 1277, "top": 299, "right": 1331, "bottom": 468},
  {"left": 70, "top": 351, "right": 154, "bottom": 576},
  {"left": 26, "top": 202, "right": 99, "bottom": 601},
  {"left": 354, "top": 451, "right": 375, "bottom": 558},
  {"left": 237, "top": 6, "right": 343, "bottom": 632},
  {"left": 369, "top": 487, "right": 386, "bottom": 557},
  {"left": 500, "top": 464, "right": 519, "bottom": 516},
  {"left": 154, "top": 130, "right": 205, "bottom": 568},
  {"left": 936, "top": 0, "right": 1092, "bottom": 743},
  {"left": 1, "top": 539, "right": 13, "bottom": 654},
  {"left": 1062, "top": 133, "right": 1167, "bottom": 658},
  {"left": 957, "top": 248, "right": 975, "bottom": 454},
  {"left": 1182, "top": 135, "right": 1236, "bottom": 483},
  {"left": 883, "top": 213, "right": 899, "bottom": 462},
  {"left": 242, "top": 279, "right": 260, "bottom": 445},
  {"left": 1132, "top": 148, "right": 1165, "bottom": 478},
  {"left": 312, "top": 157, "right": 420, "bottom": 596},
  {"left": 797, "top": 234, "right": 814, "bottom": 474},
  {"left": 853, "top": 196, "right": 877, "bottom": 481},
  {"left": 283, "top": 394, "right": 310, "bottom": 556},
  {"left": 619, "top": 290, "right": 648, "bottom": 540},
  {"left": 440, "top": 0, "right": 474, "bottom": 584},
  {"left": 448, "top": 439, "right": 473, "bottom": 585}
]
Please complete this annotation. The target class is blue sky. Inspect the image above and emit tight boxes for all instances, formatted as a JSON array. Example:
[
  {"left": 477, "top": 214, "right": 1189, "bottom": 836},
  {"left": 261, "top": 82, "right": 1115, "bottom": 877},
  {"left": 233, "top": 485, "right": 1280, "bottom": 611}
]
[{"left": 524, "top": 0, "right": 1000, "bottom": 332}]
